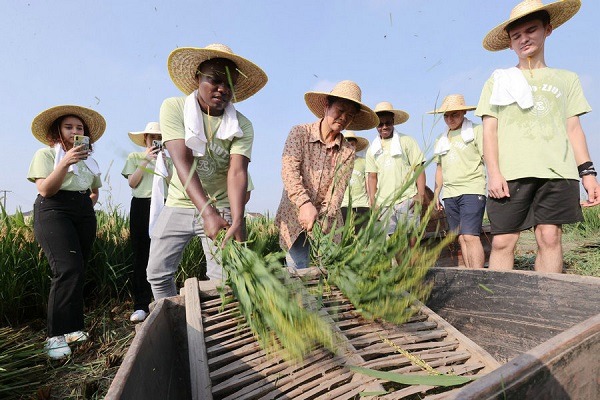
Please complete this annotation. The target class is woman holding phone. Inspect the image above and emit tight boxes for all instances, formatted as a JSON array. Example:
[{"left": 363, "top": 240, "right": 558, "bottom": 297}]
[
  {"left": 122, "top": 122, "right": 171, "bottom": 323},
  {"left": 27, "top": 105, "right": 105, "bottom": 359}
]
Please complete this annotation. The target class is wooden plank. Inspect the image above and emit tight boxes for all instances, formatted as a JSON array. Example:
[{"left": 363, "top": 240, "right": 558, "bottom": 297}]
[
  {"left": 448, "top": 313, "right": 600, "bottom": 399},
  {"left": 184, "top": 278, "right": 213, "bottom": 400}
]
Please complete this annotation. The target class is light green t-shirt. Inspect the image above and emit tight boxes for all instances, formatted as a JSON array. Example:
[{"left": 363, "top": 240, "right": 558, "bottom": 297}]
[
  {"left": 365, "top": 134, "right": 425, "bottom": 206},
  {"left": 476, "top": 68, "right": 591, "bottom": 181},
  {"left": 342, "top": 157, "right": 369, "bottom": 208},
  {"left": 435, "top": 124, "right": 486, "bottom": 199},
  {"left": 121, "top": 151, "right": 173, "bottom": 199},
  {"left": 27, "top": 147, "right": 102, "bottom": 191},
  {"left": 160, "top": 97, "right": 253, "bottom": 208}
]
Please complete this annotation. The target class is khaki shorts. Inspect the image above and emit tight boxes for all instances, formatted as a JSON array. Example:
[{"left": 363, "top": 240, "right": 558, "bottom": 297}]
[{"left": 379, "top": 199, "right": 420, "bottom": 235}]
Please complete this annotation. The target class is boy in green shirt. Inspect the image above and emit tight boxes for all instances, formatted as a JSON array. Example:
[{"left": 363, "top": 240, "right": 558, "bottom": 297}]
[
  {"left": 431, "top": 95, "right": 486, "bottom": 269},
  {"left": 476, "top": 0, "right": 599, "bottom": 273}
]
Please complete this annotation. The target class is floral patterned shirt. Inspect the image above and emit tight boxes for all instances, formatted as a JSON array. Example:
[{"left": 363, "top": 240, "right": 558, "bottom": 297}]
[{"left": 275, "top": 120, "right": 355, "bottom": 250}]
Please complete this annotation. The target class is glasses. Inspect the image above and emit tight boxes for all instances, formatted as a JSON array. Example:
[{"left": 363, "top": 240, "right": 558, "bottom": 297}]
[{"left": 378, "top": 121, "right": 394, "bottom": 127}]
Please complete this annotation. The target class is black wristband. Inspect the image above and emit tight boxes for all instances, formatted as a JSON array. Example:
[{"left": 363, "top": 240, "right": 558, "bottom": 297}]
[
  {"left": 578, "top": 161, "right": 593, "bottom": 174},
  {"left": 580, "top": 167, "right": 597, "bottom": 177}
]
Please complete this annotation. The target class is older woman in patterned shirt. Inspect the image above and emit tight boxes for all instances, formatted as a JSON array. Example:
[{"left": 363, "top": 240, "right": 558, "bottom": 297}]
[{"left": 275, "top": 80, "right": 378, "bottom": 269}]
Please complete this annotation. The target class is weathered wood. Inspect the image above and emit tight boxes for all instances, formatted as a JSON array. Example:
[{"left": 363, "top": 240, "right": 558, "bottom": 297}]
[
  {"left": 183, "top": 278, "right": 212, "bottom": 400},
  {"left": 448, "top": 313, "right": 600, "bottom": 399},
  {"left": 426, "top": 267, "right": 600, "bottom": 362}
]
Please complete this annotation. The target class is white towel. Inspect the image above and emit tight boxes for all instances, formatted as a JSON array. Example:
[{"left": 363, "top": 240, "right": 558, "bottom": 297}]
[
  {"left": 53, "top": 143, "right": 100, "bottom": 176},
  {"left": 183, "top": 90, "right": 243, "bottom": 156},
  {"left": 369, "top": 131, "right": 403, "bottom": 157},
  {"left": 434, "top": 118, "right": 475, "bottom": 156},
  {"left": 490, "top": 67, "right": 534, "bottom": 109},
  {"left": 148, "top": 151, "right": 169, "bottom": 235}
]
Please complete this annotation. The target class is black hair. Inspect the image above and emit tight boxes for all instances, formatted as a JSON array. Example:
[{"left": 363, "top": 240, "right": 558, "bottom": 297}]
[
  {"left": 49, "top": 114, "right": 93, "bottom": 150},
  {"left": 326, "top": 95, "right": 361, "bottom": 114},
  {"left": 506, "top": 10, "right": 551, "bottom": 34}
]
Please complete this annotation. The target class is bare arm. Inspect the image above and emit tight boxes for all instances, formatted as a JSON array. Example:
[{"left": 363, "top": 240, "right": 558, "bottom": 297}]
[
  {"left": 165, "top": 138, "right": 228, "bottom": 239},
  {"left": 482, "top": 115, "right": 509, "bottom": 198},
  {"left": 567, "top": 116, "right": 600, "bottom": 207},
  {"left": 414, "top": 167, "right": 426, "bottom": 204},
  {"left": 367, "top": 173, "right": 378, "bottom": 207},
  {"left": 127, "top": 147, "right": 158, "bottom": 188},
  {"left": 224, "top": 154, "right": 249, "bottom": 242},
  {"left": 434, "top": 163, "right": 443, "bottom": 211},
  {"left": 35, "top": 145, "right": 88, "bottom": 197},
  {"left": 90, "top": 188, "right": 99, "bottom": 206}
]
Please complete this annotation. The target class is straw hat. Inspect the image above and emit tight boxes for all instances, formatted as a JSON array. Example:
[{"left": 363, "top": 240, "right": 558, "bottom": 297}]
[
  {"left": 483, "top": 0, "right": 581, "bottom": 51},
  {"left": 427, "top": 94, "right": 476, "bottom": 114},
  {"left": 167, "top": 43, "right": 268, "bottom": 102},
  {"left": 304, "top": 80, "right": 379, "bottom": 131},
  {"left": 128, "top": 122, "right": 161, "bottom": 147},
  {"left": 373, "top": 101, "right": 409, "bottom": 125},
  {"left": 343, "top": 131, "right": 369, "bottom": 152},
  {"left": 31, "top": 105, "right": 106, "bottom": 145}
]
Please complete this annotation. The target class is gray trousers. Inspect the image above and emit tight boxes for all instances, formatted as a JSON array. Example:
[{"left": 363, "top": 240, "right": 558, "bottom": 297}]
[{"left": 146, "top": 206, "right": 231, "bottom": 300}]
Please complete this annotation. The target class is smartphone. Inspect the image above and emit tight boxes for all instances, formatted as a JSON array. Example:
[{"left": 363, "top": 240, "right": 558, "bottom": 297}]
[
  {"left": 73, "top": 135, "right": 90, "bottom": 159},
  {"left": 152, "top": 139, "right": 163, "bottom": 151}
]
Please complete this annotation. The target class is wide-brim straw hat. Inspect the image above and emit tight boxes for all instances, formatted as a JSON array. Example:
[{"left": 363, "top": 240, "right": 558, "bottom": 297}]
[
  {"left": 373, "top": 101, "right": 410, "bottom": 125},
  {"left": 31, "top": 105, "right": 106, "bottom": 145},
  {"left": 167, "top": 43, "right": 268, "bottom": 102},
  {"left": 343, "top": 130, "right": 370, "bottom": 152},
  {"left": 304, "top": 80, "right": 379, "bottom": 131},
  {"left": 483, "top": 0, "right": 581, "bottom": 51},
  {"left": 128, "top": 122, "right": 161, "bottom": 147},
  {"left": 427, "top": 94, "right": 476, "bottom": 114}
]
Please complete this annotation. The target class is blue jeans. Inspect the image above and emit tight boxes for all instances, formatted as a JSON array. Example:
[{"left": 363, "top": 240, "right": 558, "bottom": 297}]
[{"left": 285, "top": 232, "right": 310, "bottom": 269}]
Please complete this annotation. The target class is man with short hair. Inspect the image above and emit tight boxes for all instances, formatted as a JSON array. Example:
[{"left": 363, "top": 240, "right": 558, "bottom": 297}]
[
  {"left": 476, "top": 0, "right": 599, "bottom": 273},
  {"left": 366, "top": 102, "right": 426, "bottom": 238},
  {"left": 431, "top": 94, "right": 486, "bottom": 269}
]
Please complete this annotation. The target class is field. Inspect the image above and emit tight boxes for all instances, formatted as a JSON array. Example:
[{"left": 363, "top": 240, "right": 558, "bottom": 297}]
[{"left": 0, "top": 207, "right": 599, "bottom": 399}]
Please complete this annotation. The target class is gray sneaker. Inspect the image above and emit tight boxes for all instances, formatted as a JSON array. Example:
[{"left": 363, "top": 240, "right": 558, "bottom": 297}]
[
  {"left": 64, "top": 331, "right": 89, "bottom": 344},
  {"left": 45, "top": 336, "right": 71, "bottom": 359}
]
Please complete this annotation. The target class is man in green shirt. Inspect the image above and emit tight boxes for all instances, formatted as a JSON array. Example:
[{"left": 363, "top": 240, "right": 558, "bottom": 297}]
[
  {"left": 146, "top": 44, "right": 267, "bottom": 299},
  {"left": 431, "top": 95, "right": 486, "bottom": 269},
  {"left": 476, "top": 0, "right": 599, "bottom": 273},
  {"left": 366, "top": 101, "right": 425, "bottom": 238}
]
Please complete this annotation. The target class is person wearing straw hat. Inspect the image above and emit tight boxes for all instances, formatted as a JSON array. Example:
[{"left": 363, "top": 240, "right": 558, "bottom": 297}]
[
  {"left": 476, "top": 0, "right": 599, "bottom": 273},
  {"left": 27, "top": 105, "right": 105, "bottom": 359},
  {"left": 366, "top": 101, "right": 425, "bottom": 239},
  {"left": 121, "top": 122, "right": 172, "bottom": 322},
  {"left": 430, "top": 94, "right": 486, "bottom": 269},
  {"left": 146, "top": 43, "right": 267, "bottom": 299},
  {"left": 340, "top": 130, "right": 371, "bottom": 233},
  {"left": 275, "top": 80, "right": 378, "bottom": 269}
]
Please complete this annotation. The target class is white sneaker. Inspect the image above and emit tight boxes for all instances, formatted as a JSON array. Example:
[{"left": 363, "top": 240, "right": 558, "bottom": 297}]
[
  {"left": 45, "top": 336, "right": 71, "bottom": 359},
  {"left": 64, "top": 330, "right": 89, "bottom": 344},
  {"left": 130, "top": 310, "right": 148, "bottom": 323}
]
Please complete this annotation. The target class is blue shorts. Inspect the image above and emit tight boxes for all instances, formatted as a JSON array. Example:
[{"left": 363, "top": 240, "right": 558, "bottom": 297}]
[{"left": 443, "top": 194, "right": 486, "bottom": 236}]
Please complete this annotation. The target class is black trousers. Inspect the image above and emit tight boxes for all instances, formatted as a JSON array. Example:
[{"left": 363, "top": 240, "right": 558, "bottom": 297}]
[
  {"left": 34, "top": 191, "right": 96, "bottom": 337},
  {"left": 340, "top": 206, "right": 370, "bottom": 234},
  {"left": 129, "top": 197, "right": 152, "bottom": 312}
]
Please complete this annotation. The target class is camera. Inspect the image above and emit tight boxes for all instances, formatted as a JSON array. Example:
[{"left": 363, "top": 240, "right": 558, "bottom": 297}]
[{"left": 152, "top": 140, "right": 163, "bottom": 151}]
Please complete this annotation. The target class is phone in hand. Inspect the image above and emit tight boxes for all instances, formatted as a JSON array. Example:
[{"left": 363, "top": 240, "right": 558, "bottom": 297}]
[
  {"left": 152, "top": 139, "right": 163, "bottom": 151},
  {"left": 73, "top": 135, "right": 90, "bottom": 159}
]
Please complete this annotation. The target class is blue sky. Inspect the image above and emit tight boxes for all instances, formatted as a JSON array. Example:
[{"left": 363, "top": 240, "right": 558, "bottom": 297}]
[{"left": 1, "top": 0, "right": 598, "bottom": 215}]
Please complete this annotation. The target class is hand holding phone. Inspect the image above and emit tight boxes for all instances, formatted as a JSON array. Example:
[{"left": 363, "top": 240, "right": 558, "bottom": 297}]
[
  {"left": 152, "top": 139, "right": 163, "bottom": 152},
  {"left": 73, "top": 135, "right": 90, "bottom": 160}
]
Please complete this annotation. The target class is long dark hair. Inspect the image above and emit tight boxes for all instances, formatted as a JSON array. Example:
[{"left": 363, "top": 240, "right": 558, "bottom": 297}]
[{"left": 47, "top": 114, "right": 93, "bottom": 151}]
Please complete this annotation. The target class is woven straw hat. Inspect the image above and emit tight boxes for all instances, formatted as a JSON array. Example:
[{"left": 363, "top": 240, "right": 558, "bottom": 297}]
[
  {"left": 483, "top": 0, "right": 581, "bottom": 51},
  {"left": 31, "top": 105, "right": 106, "bottom": 145},
  {"left": 427, "top": 94, "right": 476, "bottom": 114},
  {"left": 304, "top": 80, "right": 379, "bottom": 131},
  {"left": 167, "top": 43, "right": 268, "bottom": 102},
  {"left": 343, "top": 130, "right": 369, "bottom": 152},
  {"left": 373, "top": 101, "right": 410, "bottom": 125},
  {"left": 128, "top": 122, "right": 161, "bottom": 147}
]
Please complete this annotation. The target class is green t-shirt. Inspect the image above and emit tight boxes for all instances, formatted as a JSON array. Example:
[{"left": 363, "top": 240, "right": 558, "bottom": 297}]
[
  {"left": 121, "top": 151, "right": 173, "bottom": 199},
  {"left": 435, "top": 124, "right": 486, "bottom": 199},
  {"left": 365, "top": 134, "right": 424, "bottom": 206},
  {"left": 476, "top": 67, "right": 591, "bottom": 181},
  {"left": 342, "top": 157, "right": 369, "bottom": 208},
  {"left": 160, "top": 96, "right": 253, "bottom": 208},
  {"left": 27, "top": 147, "right": 102, "bottom": 191}
]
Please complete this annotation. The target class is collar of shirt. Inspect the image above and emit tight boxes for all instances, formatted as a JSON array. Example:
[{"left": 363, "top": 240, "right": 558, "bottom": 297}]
[{"left": 308, "top": 120, "right": 342, "bottom": 149}]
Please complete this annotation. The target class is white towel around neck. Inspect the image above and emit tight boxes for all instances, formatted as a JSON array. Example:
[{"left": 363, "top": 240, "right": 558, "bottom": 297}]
[
  {"left": 490, "top": 67, "right": 534, "bottom": 109},
  {"left": 183, "top": 90, "right": 243, "bottom": 156},
  {"left": 434, "top": 118, "right": 475, "bottom": 156},
  {"left": 53, "top": 143, "right": 100, "bottom": 176},
  {"left": 369, "top": 131, "right": 403, "bottom": 157},
  {"left": 148, "top": 150, "right": 169, "bottom": 235}
]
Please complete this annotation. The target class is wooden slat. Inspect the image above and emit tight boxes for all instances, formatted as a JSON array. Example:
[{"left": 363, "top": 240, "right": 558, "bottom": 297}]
[{"left": 184, "top": 278, "right": 212, "bottom": 400}]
